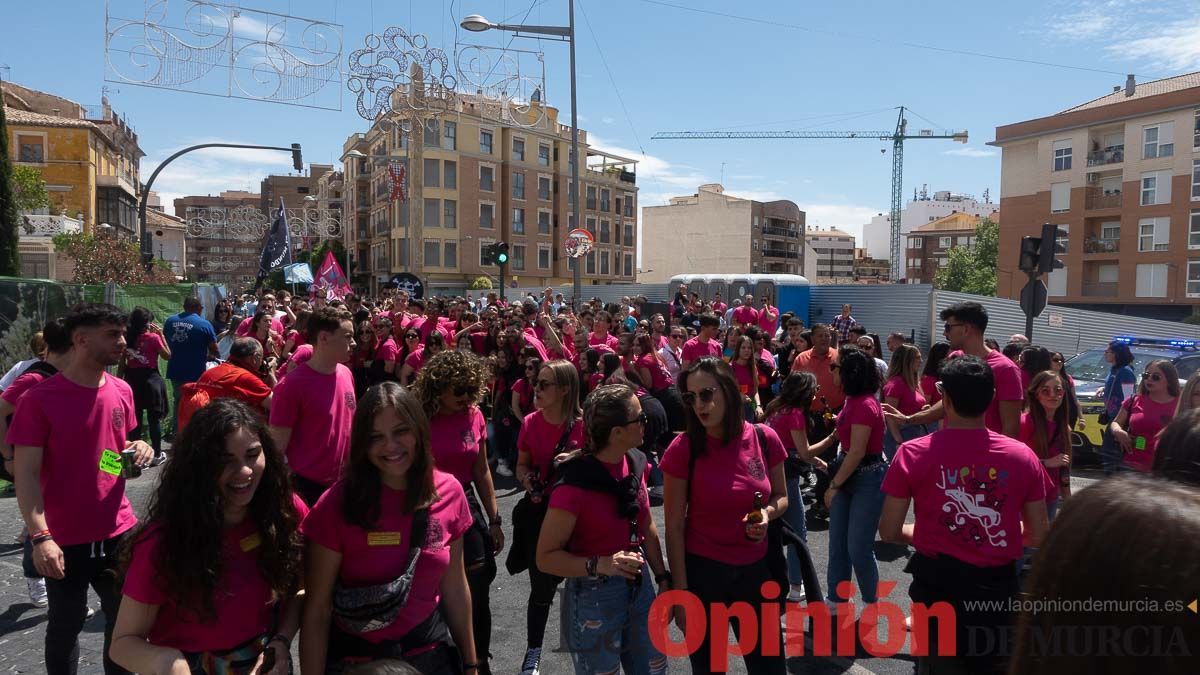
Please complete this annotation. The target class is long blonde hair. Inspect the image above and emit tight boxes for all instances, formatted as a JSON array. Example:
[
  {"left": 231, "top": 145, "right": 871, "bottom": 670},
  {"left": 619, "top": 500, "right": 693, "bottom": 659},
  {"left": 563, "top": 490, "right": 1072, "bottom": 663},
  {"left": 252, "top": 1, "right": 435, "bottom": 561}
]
[
  {"left": 1025, "top": 371, "right": 1071, "bottom": 460},
  {"left": 1177, "top": 371, "right": 1200, "bottom": 415},
  {"left": 887, "top": 344, "right": 922, "bottom": 391},
  {"left": 540, "top": 359, "right": 582, "bottom": 421}
]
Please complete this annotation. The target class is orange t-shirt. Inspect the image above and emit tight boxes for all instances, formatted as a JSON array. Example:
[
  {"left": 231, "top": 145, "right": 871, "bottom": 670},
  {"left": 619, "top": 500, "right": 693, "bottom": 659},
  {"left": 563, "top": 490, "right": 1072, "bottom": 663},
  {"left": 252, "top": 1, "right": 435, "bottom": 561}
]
[{"left": 792, "top": 347, "right": 843, "bottom": 411}]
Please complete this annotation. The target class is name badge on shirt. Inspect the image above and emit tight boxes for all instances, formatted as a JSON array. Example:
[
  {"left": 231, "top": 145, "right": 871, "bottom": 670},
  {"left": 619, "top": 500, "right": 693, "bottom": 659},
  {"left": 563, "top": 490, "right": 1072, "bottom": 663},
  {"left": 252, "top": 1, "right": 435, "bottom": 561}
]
[
  {"left": 240, "top": 533, "right": 262, "bottom": 552},
  {"left": 367, "top": 532, "right": 403, "bottom": 546},
  {"left": 99, "top": 449, "right": 123, "bottom": 476}
]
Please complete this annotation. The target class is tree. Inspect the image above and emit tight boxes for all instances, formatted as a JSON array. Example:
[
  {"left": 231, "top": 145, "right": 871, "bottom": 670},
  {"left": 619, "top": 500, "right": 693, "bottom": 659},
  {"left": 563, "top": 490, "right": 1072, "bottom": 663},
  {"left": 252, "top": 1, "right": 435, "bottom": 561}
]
[
  {"left": 935, "top": 218, "right": 998, "bottom": 296},
  {"left": 0, "top": 103, "right": 22, "bottom": 276},
  {"left": 12, "top": 166, "right": 49, "bottom": 213},
  {"left": 469, "top": 276, "right": 493, "bottom": 290},
  {"left": 52, "top": 232, "right": 177, "bottom": 285}
]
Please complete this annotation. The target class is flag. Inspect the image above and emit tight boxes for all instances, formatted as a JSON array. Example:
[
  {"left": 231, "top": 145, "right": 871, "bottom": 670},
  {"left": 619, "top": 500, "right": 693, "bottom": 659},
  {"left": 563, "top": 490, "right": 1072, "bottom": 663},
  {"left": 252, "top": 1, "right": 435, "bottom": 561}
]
[
  {"left": 313, "top": 251, "right": 352, "bottom": 300},
  {"left": 256, "top": 198, "right": 292, "bottom": 285},
  {"left": 388, "top": 161, "right": 407, "bottom": 202},
  {"left": 283, "top": 262, "right": 314, "bottom": 284}
]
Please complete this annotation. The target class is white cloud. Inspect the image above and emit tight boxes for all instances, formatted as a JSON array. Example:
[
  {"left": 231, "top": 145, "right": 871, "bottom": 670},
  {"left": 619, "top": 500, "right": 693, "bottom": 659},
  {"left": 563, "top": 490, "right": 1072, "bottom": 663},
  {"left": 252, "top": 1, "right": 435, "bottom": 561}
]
[
  {"left": 144, "top": 138, "right": 298, "bottom": 212},
  {"left": 799, "top": 203, "right": 881, "bottom": 245},
  {"left": 944, "top": 147, "right": 997, "bottom": 158},
  {"left": 1046, "top": 13, "right": 1114, "bottom": 40},
  {"left": 1106, "top": 17, "right": 1200, "bottom": 70},
  {"left": 601, "top": 117, "right": 616, "bottom": 125}
]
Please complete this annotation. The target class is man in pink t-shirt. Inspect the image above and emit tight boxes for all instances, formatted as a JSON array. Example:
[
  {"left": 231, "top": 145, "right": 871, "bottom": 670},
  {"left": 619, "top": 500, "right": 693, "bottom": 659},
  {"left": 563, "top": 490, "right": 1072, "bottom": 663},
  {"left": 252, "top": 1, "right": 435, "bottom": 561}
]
[
  {"left": 756, "top": 296, "right": 779, "bottom": 335},
  {"left": 8, "top": 303, "right": 154, "bottom": 673},
  {"left": 680, "top": 314, "right": 722, "bottom": 368},
  {"left": 732, "top": 294, "right": 760, "bottom": 328},
  {"left": 235, "top": 292, "right": 285, "bottom": 336},
  {"left": 879, "top": 355, "right": 1049, "bottom": 673},
  {"left": 270, "top": 306, "right": 357, "bottom": 506}
]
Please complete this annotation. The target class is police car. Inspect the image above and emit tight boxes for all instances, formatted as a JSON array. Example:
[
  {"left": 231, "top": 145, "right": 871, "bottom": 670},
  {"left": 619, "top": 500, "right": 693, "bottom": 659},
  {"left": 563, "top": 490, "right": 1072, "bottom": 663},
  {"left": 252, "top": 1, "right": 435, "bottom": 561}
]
[{"left": 1065, "top": 335, "right": 1198, "bottom": 464}]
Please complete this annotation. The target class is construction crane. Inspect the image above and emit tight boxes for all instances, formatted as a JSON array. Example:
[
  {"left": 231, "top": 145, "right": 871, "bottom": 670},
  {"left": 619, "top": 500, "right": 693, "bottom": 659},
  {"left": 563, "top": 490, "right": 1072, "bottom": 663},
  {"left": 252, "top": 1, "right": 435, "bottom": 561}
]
[{"left": 652, "top": 107, "right": 968, "bottom": 281}]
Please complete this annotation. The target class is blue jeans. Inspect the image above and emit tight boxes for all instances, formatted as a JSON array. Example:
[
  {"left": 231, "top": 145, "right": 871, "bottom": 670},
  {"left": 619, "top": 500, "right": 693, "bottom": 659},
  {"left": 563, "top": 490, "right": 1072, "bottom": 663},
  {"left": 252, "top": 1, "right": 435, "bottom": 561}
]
[
  {"left": 1101, "top": 428, "right": 1123, "bottom": 476},
  {"left": 784, "top": 475, "right": 809, "bottom": 585},
  {"left": 563, "top": 567, "right": 667, "bottom": 675},
  {"left": 883, "top": 423, "right": 928, "bottom": 460},
  {"left": 827, "top": 459, "right": 887, "bottom": 604}
]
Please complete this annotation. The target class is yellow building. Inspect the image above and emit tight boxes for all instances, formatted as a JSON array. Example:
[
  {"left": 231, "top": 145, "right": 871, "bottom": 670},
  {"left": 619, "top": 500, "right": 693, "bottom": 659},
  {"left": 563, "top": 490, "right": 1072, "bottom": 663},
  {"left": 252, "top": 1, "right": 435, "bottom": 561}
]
[{"left": 3, "top": 82, "right": 144, "bottom": 239}]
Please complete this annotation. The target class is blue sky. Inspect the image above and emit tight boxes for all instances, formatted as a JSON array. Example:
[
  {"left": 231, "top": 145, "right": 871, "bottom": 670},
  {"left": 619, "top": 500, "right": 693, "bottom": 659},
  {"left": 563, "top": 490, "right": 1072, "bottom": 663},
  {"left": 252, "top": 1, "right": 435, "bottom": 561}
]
[{"left": 4, "top": 0, "right": 1200, "bottom": 248}]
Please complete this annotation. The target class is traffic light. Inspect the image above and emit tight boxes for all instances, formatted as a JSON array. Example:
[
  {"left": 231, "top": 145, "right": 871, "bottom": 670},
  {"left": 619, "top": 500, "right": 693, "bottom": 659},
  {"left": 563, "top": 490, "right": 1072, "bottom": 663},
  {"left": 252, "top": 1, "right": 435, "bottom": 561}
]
[
  {"left": 1017, "top": 223, "right": 1067, "bottom": 275},
  {"left": 494, "top": 242, "right": 509, "bottom": 266},
  {"left": 291, "top": 143, "right": 303, "bottom": 172},
  {"left": 1018, "top": 236, "right": 1041, "bottom": 273}
]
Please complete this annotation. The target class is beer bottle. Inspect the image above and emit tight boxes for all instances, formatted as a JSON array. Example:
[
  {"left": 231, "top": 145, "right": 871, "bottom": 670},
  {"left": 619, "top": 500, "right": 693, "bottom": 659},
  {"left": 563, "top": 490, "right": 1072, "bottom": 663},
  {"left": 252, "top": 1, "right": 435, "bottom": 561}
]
[
  {"left": 260, "top": 645, "right": 276, "bottom": 672},
  {"left": 821, "top": 396, "right": 835, "bottom": 423},
  {"left": 626, "top": 520, "right": 643, "bottom": 588},
  {"left": 744, "top": 491, "right": 765, "bottom": 539},
  {"left": 529, "top": 468, "right": 544, "bottom": 504}
]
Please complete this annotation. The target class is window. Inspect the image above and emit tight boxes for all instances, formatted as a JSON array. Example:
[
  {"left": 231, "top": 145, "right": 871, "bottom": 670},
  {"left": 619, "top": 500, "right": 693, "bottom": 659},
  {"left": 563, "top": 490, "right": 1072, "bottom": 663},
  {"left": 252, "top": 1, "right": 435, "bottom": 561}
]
[
  {"left": 1136, "top": 263, "right": 1169, "bottom": 297},
  {"left": 1055, "top": 225, "right": 1070, "bottom": 254},
  {"left": 512, "top": 244, "right": 526, "bottom": 271},
  {"left": 538, "top": 176, "right": 551, "bottom": 201},
  {"left": 753, "top": 240, "right": 759, "bottom": 251},
  {"left": 424, "top": 198, "right": 440, "bottom": 227},
  {"left": 601, "top": 250, "right": 610, "bottom": 275},
  {"left": 538, "top": 246, "right": 551, "bottom": 269},
  {"left": 599, "top": 220, "right": 610, "bottom": 243},
  {"left": 1053, "top": 139, "right": 1072, "bottom": 171},
  {"left": 1050, "top": 182, "right": 1071, "bottom": 213},
  {"left": 513, "top": 137, "right": 525, "bottom": 161},
  {"left": 443, "top": 121, "right": 457, "bottom": 150},
  {"left": 624, "top": 253, "right": 633, "bottom": 277},
  {"left": 424, "top": 119, "right": 439, "bottom": 147},
  {"left": 296, "top": 186, "right": 310, "bottom": 194},
  {"left": 444, "top": 199, "right": 457, "bottom": 229},
  {"left": 939, "top": 236, "right": 952, "bottom": 248},
  {"left": 480, "top": 166, "right": 494, "bottom": 192},
  {"left": 1143, "top": 122, "right": 1174, "bottom": 159},
  {"left": 1140, "top": 171, "right": 1172, "bottom": 205},
  {"left": 601, "top": 189, "right": 611, "bottom": 212},
  {"left": 1191, "top": 211, "right": 1200, "bottom": 249},
  {"left": 586, "top": 217, "right": 596, "bottom": 236},
  {"left": 585, "top": 251, "right": 596, "bottom": 274},
  {"left": 480, "top": 240, "right": 495, "bottom": 266},
  {"left": 586, "top": 186, "right": 597, "bottom": 210},
  {"left": 1047, "top": 266, "right": 1067, "bottom": 297},
  {"left": 1194, "top": 109, "right": 1200, "bottom": 150},
  {"left": 513, "top": 172, "right": 525, "bottom": 200},
  {"left": 539, "top": 144, "right": 550, "bottom": 167},
  {"left": 480, "top": 202, "right": 495, "bottom": 229},
  {"left": 480, "top": 129, "right": 493, "bottom": 155},
  {"left": 1138, "top": 217, "right": 1170, "bottom": 251},
  {"left": 1102, "top": 221, "right": 1121, "bottom": 241},
  {"left": 1193, "top": 159, "right": 1199, "bottom": 200},
  {"left": 938, "top": 257, "right": 949, "bottom": 267},
  {"left": 423, "top": 159, "right": 440, "bottom": 188},
  {"left": 538, "top": 210, "right": 551, "bottom": 235},
  {"left": 444, "top": 161, "right": 457, "bottom": 189},
  {"left": 512, "top": 207, "right": 525, "bottom": 234},
  {"left": 444, "top": 241, "right": 457, "bottom": 268},
  {"left": 910, "top": 236, "right": 922, "bottom": 248},
  {"left": 623, "top": 223, "right": 634, "bottom": 247},
  {"left": 424, "top": 240, "right": 441, "bottom": 267},
  {"left": 957, "top": 236, "right": 971, "bottom": 246},
  {"left": 1188, "top": 261, "right": 1200, "bottom": 297},
  {"left": 623, "top": 193, "right": 634, "bottom": 217},
  {"left": 21, "top": 252, "right": 49, "bottom": 279},
  {"left": 1098, "top": 264, "right": 1119, "bottom": 283},
  {"left": 17, "top": 132, "right": 45, "bottom": 162}
]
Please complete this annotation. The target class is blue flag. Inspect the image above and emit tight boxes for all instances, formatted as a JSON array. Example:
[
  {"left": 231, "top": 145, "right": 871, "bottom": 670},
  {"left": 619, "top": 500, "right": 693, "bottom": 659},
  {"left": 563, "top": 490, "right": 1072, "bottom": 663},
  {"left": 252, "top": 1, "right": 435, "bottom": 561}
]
[{"left": 257, "top": 198, "right": 292, "bottom": 285}]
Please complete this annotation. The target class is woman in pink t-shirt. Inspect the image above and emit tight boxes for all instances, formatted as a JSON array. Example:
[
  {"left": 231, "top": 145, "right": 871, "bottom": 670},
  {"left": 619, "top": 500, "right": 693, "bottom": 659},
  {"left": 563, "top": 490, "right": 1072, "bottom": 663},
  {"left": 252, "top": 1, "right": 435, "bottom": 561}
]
[
  {"left": 919, "top": 341, "right": 951, "bottom": 408},
  {"left": 415, "top": 351, "right": 502, "bottom": 675},
  {"left": 729, "top": 336, "right": 761, "bottom": 421},
  {"left": 660, "top": 357, "right": 788, "bottom": 674},
  {"left": 513, "top": 360, "right": 583, "bottom": 673},
  {"left": 510, "top": 357, "right": 541, "bottom": 423},
  {"left": 281, "top": 309, "right": 310, "bottom": 360},
  {"left": 1110, "top": 359, "right": 1180, "bottom": 473},
  {"left": 882, "top": 344, "right": 929, "bottom": 459},
  {"left": 537, "top": 384, "right": 669, "bottom": 674},
  {"left": 110, "top": 399, "right": 304, "bottom": 673},
  {"left": 400, "top": 331, "right": 445, "bottom": 386},
  {"left": 250, "top": 310, "right": 284, "bottom": 360},
  {"left": 634, "top": 332, "right": 686, "bottom": 432},
  {"left": 1020, "top": 371, "right": 1072, "bottom": 516},
  {"left": 299, "top": 383, "right": 477, "bottom": 672},
  {"left": 119, "top": 307, "right": 172, "bottom": 462},
  {"left": 368, "top": 317, "right": 400, "bottom": 385}
]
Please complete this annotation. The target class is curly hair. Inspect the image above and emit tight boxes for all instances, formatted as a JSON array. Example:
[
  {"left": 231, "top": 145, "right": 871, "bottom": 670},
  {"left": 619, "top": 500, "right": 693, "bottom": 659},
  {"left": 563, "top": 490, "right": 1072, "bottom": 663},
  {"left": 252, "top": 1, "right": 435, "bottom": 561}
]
[
  {"left": 413, "top": 349, "right": 488, "bottom": 417},
  {"left": 120, "top": 399, "right": 302, "bottom": 620}
]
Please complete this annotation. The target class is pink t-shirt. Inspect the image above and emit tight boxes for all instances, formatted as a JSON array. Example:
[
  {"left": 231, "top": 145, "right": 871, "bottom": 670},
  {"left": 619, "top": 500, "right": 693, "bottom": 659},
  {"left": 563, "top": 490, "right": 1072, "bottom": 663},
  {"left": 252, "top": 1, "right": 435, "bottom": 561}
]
[
  {"left": 712, "top": 302, "right": 728, "bottom": 314},
  {"left": 282, "top": 344, "right": 313, "bottom": 377},
  {"left": 882, "top": 428, "right": 1048, "bottom": 567},
  {"left": 301, "top": 472, "right": 471, "bottom": 644},
  {"left": 125, "top": 332, "right": 166, "bottom": 370},
  {"left": 659, "top": 423, "right": 786, "bottom": 565},
  {"left": 375, "top": 338, "right": 400, "bottom": 363},
  {"left": 1, "top": 369, "right": 51, "bottom": 406},
  {"left": 511, "top": 379, "right": 534, "bottom": 413},
  {"left": 404, "top": 347, "right": 427, "bottom": 374},
  {"left": 1120, "top": 394, "right": 1177, "bottom": 472},
  {"left": 635, "top": 354, "right": 673, "bottom": 391},
  {"left": 837, "top": 394, "right": 885, "bottom": 455},
  {"left": 236, "top": 314, "right": 284, "bottom": 337},
  {"left": 949, "top": 350, "right": 1023, "bottom": 433},
  {"left": 6, "top": 374, "right": 138, "bottom": 546},
  {"left": 882, "top": 376, "right": 927, "bottom": 416},
  {"left": 122, "top": 495, "right": 309, "bottom": 651},
  {"left": 766, "top": 407, "right": 807, "bottom": 452},
  {"left": 589, "top": 333, "right": 620, "bottom": 351},
  {"left": 681, "top": 337, "right": 722, "bottom": 363},
  {"left": 920, "top": 374, "right": 942, "bottom": 406},
  {"left": 733, "top": 306, "right": 759, "bottom": 326},
  {"left": 549, "top": 454, "right": 650, "bottom": 557},
  {"left": 517, "top": 411, "right": 585, "bottom": 483},
  {"left": 731, "top": 362, "right": 756, "bottom": 397},
  {"left": 429, "top": 407, "right": 488, "bottom": 485},
  {"left": 1018, "top": 413, "right": 1063, "bottom": 502},
  {"left": 269, "top": 363, "right": 356, "bottom": 485},
  {"left": 757, "top": 305, "right": 779, "bottom": 334}
]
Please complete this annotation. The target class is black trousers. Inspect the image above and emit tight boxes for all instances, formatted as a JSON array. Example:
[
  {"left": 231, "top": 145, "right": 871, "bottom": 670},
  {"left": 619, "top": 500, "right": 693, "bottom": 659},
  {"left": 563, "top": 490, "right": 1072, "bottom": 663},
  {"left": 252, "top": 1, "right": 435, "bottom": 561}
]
[
  {"left": 463, "top": 487, "right": 497, "bottom": 673},
  {"left": 45, "top": 534, "right": 129, "bottom": 675},
  {"left": 293, "top": 473, "right": 330, "bottom": 508},
  {"left": 685, "top": 553, "right": 786, "bottom": 675}
]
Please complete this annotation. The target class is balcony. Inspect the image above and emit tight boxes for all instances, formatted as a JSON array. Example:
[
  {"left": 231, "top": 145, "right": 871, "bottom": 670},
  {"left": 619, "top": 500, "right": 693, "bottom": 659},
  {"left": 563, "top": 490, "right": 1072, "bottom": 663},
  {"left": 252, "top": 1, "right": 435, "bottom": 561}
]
[
  {"left": 1086, "top": 146, "right": 1125, "bottom": 167},
  {"left": 1085, "top": 187, "right": 1122, "bottom": 210},
  {"left": 763, "top": 226, "right": 799, "bottom": 238},
  {"left": 1084, "top": 236, "right": 1120, "bottom": 254},
  {"left": 762, "top": 247, "right": 799, "bottom": 259},
  {"left": 1082, "top": 282, "right": 1119, "bottom": 297},
  {"left": 19, "top": 214, "right": 83, "bottom": 238},
  {"left": 619, "top": 169, "right": 636, "bottom": 184}
]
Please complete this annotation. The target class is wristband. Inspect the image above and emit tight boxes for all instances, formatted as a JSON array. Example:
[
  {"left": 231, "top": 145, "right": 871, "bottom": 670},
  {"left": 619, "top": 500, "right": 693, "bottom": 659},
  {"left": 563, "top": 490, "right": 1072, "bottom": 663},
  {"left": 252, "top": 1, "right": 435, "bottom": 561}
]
[
  {"left": 32, "top": 534, "right": 54, "bottom": 546},
  {"left": 268, "top": 633, "right": 291, "bottom": 648},
  {"left": 30, "top": 529, "right": 51, "bottom": 540}
]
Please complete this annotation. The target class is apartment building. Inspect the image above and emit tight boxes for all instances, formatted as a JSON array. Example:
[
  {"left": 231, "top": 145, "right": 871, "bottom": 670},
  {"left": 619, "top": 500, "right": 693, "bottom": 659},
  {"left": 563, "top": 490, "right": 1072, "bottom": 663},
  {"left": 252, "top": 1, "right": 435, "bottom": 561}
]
[
  {"left": 992, "top": 73, "right": 1200, "bottom": 320},
  {"left": 853, "top": 249, "right": 890, "bottom": 282},
  {"left": 904, "top": 212, "right": 990, "bottom": 284},
  {"left": 174, "top": 191, "right": 265, "bottom": 289},
  {"left": 861, "top": 186, "right": 997, "bottom": 262},
  {"left": 639, "top": 184, "right": 805, "bottom": 283},
  {"left": 807, "top": 227, "right": 856, "bottom": 281},
  {"left": 342, "top": 94, "right": 638, "bottom": 296}
]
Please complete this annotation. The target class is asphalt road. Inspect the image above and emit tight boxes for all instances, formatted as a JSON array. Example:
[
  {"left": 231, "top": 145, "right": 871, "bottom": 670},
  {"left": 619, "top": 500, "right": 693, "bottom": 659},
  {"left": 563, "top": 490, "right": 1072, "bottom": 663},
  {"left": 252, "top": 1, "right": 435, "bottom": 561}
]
[{"left": 0, "top": 460, "right": 1103, "bottom": 674}]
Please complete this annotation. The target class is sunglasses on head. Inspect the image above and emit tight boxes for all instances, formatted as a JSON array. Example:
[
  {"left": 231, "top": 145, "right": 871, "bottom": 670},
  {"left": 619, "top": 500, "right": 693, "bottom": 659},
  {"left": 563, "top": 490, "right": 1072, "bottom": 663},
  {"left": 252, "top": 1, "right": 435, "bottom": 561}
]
[{"left": 681, "top": 387, "right": 718, "bottom": 407}]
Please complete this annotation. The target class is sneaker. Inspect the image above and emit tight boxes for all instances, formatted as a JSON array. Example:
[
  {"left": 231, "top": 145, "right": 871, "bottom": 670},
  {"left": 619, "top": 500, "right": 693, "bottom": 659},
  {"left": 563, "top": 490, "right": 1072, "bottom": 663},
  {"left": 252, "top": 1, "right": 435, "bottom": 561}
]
[
  {"left": 495, "top": 461, "right": 513, "bottom": 477},
  {"left": 519, "top": 647, "right": 542, "bottom": 675},
  {"left": 151, "top": 452, "right": 169, "bottom": 467},
  {"left": 26, "top": 577, "right": 47, "bottom": 607},
  {"left": 788, "top": 583, "right": 805, "bottom": 602},
  {"left": 85, "top": 606, "right": 95, "bottom": 619}
]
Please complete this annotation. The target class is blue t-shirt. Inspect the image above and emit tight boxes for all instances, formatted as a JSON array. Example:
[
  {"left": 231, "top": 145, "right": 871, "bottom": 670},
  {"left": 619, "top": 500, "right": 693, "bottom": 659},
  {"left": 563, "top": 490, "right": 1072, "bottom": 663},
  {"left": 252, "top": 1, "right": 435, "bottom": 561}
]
[
  {"left": 163, "top": 312, "right": 217, "bottom": 383},
  {"left": 1103, "top": 365, "right": 1137, "bottom": 416}
]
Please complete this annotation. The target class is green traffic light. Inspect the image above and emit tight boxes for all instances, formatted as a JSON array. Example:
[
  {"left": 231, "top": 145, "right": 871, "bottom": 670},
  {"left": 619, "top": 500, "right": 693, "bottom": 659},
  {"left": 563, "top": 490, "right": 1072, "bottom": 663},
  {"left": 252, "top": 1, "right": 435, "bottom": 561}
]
[{"left": 497, "top": 253, "right": 509, "bottom": 264}]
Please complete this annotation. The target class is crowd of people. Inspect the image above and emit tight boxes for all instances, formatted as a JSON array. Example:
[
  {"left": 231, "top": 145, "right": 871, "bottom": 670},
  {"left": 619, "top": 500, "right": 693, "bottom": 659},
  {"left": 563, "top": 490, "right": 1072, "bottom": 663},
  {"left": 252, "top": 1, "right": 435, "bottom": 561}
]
[{"left": 0, "top": 287, "right": 1196, "bottom": 675}]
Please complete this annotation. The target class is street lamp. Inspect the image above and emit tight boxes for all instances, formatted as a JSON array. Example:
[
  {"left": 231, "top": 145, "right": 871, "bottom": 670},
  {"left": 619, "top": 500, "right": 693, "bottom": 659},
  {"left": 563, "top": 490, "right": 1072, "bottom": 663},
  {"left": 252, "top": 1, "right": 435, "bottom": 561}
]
[{"left": 461, "top": 2, "right": 581, "bottom": 311}]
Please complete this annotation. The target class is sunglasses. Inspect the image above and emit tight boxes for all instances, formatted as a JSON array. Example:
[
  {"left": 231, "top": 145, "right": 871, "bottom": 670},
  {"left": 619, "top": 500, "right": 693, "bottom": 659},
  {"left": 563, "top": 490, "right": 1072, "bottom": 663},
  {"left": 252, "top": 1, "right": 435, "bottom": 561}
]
[
  {"left": 533, "top": 379, "right": 557, "bottom": 390},
  {"left": 943, "top": 322, "right": 966, "bottom": 332},
  {"left": 405, "top": 334, "right": 420, "bottom": 340},
  {"left": 620, "top": 411, "right": 649, "bottom": 427},
  {"left": 453, "top": 385, "right": 479, "bottom": 397},
  {"left": 1052, "top": 357, "right": 1064, "bottom": 363},
  {"left": 681, "top": 387, "right": 718, "bottom": 407},
  {"left": 1143, "top": 372, "right": 1163, "bottom": 382}
]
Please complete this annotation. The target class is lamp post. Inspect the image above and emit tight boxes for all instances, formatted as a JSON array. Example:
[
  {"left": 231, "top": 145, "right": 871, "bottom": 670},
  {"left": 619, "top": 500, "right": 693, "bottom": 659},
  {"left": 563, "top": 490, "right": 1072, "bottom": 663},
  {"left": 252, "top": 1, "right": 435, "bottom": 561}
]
[{"left": 462, "top": 2, "right": 581, "bottom": 310}]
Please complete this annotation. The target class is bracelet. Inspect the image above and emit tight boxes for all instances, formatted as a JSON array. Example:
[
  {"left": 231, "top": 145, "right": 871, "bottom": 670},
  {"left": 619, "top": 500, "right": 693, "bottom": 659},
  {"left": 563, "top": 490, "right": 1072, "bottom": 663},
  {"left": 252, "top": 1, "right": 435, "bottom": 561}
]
[
  {"left": 32, "top": 534, "right": 54, "bottom": 546},
  {"left": 268, "top": 633, "right": 291, "bottom": 648},
  {"left": 463, "top": 665, "right": 479, "bottom": 673},
  {"left": 30, "top": 529, "right": 51, "bottom": 540}
]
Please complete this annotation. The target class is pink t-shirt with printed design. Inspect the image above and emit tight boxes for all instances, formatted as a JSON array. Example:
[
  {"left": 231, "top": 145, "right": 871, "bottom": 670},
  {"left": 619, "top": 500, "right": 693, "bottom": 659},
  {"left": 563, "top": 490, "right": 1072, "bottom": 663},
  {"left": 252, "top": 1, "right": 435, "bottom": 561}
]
[
  {"left": 429, "top": 407, "right": 488, "bottom": 484},
  {"left": 517, "top": 410, "right": 585, "bottom": 484},
  {"left": 1119, "top": 394, "right": 1177, "bottom": 472},
  {"left": 269, "top": 363, "right": 356, "bottom": 486},
  {"left": 125, "top": 332, "right": 166, "bottom": 370}
]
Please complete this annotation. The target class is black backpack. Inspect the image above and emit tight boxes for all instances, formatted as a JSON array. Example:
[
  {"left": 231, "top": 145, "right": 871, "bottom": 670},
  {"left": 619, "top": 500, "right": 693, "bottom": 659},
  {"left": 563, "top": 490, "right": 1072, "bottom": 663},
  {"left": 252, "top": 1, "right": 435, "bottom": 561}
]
[{"left": 554, "top": 448, "right": 648, "bottom": 521}]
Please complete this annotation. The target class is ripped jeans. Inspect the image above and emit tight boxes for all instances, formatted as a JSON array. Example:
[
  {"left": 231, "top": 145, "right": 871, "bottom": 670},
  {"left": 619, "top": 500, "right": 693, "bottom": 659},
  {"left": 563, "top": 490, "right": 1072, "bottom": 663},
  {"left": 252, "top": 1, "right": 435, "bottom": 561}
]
[{"left": 562, "top": 565, "right": 667, "bottom": 675}]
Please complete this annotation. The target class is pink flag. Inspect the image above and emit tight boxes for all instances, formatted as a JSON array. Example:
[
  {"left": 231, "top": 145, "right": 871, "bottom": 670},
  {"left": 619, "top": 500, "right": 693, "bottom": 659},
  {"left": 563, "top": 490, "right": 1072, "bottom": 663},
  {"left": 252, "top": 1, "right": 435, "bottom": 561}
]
[{"left": 313, "top": 251, "right": 353, "bottom": 300}]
